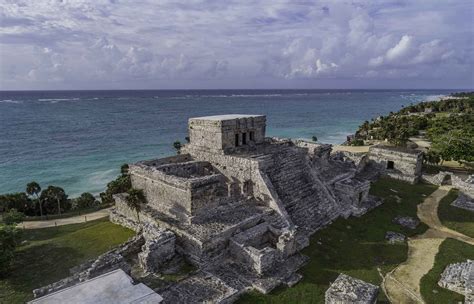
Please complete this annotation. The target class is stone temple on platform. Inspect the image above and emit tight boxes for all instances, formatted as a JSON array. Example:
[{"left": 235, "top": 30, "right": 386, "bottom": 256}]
[
  {"left": 33, "top": 114, "right": 428, "bottom": 303},
  {"left": 107, "top": 114, "right": 386, "bottom": 302}
]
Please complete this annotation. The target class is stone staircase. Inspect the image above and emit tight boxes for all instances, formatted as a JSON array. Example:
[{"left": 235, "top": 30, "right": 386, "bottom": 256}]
[{"left": 264, "top": 147, "right": 341, "bottom": 233}]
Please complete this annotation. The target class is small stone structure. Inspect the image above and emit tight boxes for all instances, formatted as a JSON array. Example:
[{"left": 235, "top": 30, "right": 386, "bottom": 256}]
[
  {"left": 385, "top": 231, "right": 406, "bottom": 244},
  {"left": 438, "top": 259, "right": 474, "bottom": 302},
  {"left": 325, "top": 273, "right": 379, "bottom": 304},
  {"left": 393, "top": 216, "right": 420, "bottom": 229},
  {"left": 452, "top": 193, "right": 474, "bottom": 212},
  {"left": 368, "top": 146, "right": 423, "bottom": 184},
  {"left": 29, "top": 269, "right": 163, "bottom": 304}
]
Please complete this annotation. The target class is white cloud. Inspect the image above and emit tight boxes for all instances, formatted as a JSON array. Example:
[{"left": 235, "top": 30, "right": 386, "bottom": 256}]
[
  {"left": 0, "top": 0, "right": 472, "bottom": 89},
  {"left": 386, "top": 35, "right": 413, "bottom": 61}
]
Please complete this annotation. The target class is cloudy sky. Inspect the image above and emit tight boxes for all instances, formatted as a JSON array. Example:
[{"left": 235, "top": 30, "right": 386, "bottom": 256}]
[{"left": 0, "top": 0, "right": 473, "bottom": 90}]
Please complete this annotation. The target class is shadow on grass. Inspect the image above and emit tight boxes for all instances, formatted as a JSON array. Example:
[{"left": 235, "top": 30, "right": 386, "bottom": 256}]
[{"left": 1, "top": 244, "right": 81, "bottom": 303}]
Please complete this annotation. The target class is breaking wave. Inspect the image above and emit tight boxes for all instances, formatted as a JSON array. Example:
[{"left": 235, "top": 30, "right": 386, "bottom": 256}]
[{"left": 0, "top": 99, "right": 22, "bottom": 104}]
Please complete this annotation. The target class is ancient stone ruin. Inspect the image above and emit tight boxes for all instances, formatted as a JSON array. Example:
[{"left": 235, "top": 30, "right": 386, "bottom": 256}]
[
  {"left": 368, "top": 146, "right": 423, "bottom": 184},
  {"left": 438, "top": 259, "right": 474, "bottom": 303},
  {"left": 36, "top": 114, "right": 429, "bottom": 303},
  {"left": 325, "top": 273, "right": 379, "bottom": 304}
]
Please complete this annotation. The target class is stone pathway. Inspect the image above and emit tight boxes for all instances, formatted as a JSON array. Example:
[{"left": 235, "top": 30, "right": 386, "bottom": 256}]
[
  {"left": 19, "top": 208, "right": 111, "bottom": 229},
  {"left": 384, "top": 186, "right": 474, "bottom": 304}
]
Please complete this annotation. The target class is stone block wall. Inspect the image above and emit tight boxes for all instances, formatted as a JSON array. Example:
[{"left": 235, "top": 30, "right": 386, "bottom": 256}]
[
  {"left": 138, "top": 224, "right": 176, "bottom": 273},
  {"left": 188, "top": 115, "right": 266, "bottom": 154},
  {"left": 130, "top": 161, "right": 227, "bottom": 220},
  {"left": 368, "top": 146, "right": 423, "bottom": 183}
]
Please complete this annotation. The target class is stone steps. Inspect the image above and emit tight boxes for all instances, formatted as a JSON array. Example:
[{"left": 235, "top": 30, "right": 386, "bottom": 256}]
[{"left": 265, "top": 147, "right": 342, "bottom": 233}]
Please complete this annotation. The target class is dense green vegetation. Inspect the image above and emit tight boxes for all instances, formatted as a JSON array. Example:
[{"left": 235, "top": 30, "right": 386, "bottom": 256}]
[
  {"left": 353, "top": 92, "right": 474, "bottom": 163},
  {"left": 0, "top": 218, "right": 134, "bottom": 304},
  {"left": 237, "top": 178, "right": 437, "bottom": 304},
  {"left": 438, "top": 189, "right": 474, "bottom": 238},
  {"left": 0, "top": 164, "right": 131, "bottom": 220},
  {"left": 420, "top": 238, "right": 474, "bottom": 304}
]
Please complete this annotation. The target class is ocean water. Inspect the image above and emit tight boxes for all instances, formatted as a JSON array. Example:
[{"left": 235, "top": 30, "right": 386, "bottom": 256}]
[{"left": 0, "top": 89, "right": 451, "bottom": 197}]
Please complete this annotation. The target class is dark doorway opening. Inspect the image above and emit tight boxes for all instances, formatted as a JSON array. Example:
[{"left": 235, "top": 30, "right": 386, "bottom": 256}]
[
  {"left": 242, "top": 133, "right": 247, "bottom": 145},
  {"left": 387, "top": 161, "right": 395, "bottom": 170},
  {"left": 235, "top": 134, "right": 239, "bottom": 146}
]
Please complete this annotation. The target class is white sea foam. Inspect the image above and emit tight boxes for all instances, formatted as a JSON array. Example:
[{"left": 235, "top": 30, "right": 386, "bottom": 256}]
[{"left": 0, "top": 99, "right": 22, "bottom": 104}]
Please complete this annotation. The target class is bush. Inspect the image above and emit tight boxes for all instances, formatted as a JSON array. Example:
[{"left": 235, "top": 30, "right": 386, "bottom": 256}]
[
  {"left": 0, "top": 224, "right": 21, "bottom": 274},
  {"left": 75, "top": 193, "right": 98, "bottom": 210},
  {"left": 350, "top": 139, "right": 365, "bottom": 146},
  {"left": 0, "top": 193, "right": 33, "bottom": 215},
  {"left": 2, "top": 209, "right": 25, "bottom": 225}
]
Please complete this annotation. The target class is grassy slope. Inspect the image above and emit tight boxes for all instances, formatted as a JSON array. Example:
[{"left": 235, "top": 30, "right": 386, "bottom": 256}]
[
  {"left": 420, "top": 238, "right": 474, "bottom": 304},
  {"left": 0, "top": 218, "right": 135, "bottom": 304},
  {"left": 438, "top": 189, "right": 474, "bottom": 238},
  {"left": 237, "top": 178, "right": 437, "bottom": 304}
]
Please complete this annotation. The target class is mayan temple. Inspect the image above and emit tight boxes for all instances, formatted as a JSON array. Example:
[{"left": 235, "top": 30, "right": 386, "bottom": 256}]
[{"left": 32, "top": 114, "right": 431, "bottom": 303}]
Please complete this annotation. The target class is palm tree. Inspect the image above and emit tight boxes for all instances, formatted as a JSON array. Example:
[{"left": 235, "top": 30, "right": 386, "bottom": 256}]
[
  {"left": 126, "top": 189, "right": 146, "bottom": 223},
  {"left": 26, "top": 182, "right": 42, "bottom": 217}
]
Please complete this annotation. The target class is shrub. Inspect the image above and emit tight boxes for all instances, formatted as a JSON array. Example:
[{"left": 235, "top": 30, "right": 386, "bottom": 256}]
[
  {"left": 0, "top": 224, "right": 21, "bottom": 274},
  {"left": 2, "top": 209, "right": 25, "bottom": 225},
  {"left": 75, "top": 193, "right": 98, "bottom": 209}
]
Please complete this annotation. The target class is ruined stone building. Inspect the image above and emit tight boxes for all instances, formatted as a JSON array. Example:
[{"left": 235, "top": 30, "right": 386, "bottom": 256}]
[{"left": 106, "top": 114, "right": 382, "bottom": 302}]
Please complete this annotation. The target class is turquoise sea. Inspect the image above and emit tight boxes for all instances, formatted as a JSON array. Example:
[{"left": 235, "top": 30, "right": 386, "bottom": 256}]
[{"left": 0, "top": 90, "right": 452, "bottom": 196}]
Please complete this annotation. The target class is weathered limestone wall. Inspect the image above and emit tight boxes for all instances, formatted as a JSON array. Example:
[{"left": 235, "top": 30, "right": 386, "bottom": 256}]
[
  {"left": 188, "top": 115, "right": 266, "bottom": 154},
  {"left": 130, "top": 162, "right": 227, "bottom": 220},
  {"left": 138, "top": 223, "right": 176, "bottom": 273},
  {"left": 229, "top": 223, "right": 278, "bottom": 275},
  {"left": 368, "top": 146, "right": 423, "bottom": 183},
  {"left": 181, "top": 146, "right": 292, "bottom": 224},
  {"left": 452, "top": 175, "right": 474, "bottom": 199}
]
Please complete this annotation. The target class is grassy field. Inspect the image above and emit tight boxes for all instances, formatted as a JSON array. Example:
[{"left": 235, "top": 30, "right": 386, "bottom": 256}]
[
  {"left": 438, "top": 189, "right": 474, "bottom": 238},
  {"left": 237, "top": 178, "right": 437, "bottom": 304},
  {"left": 0, "top": 218, "right": 135, "bottom": 303},
  {"left": 420, "top": 238, "right": 474, "bottom": 303}
]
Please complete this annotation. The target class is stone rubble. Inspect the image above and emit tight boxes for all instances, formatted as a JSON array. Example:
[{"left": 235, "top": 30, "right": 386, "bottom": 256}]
[
  {"left": 393, "top": 216, "right": 420, "bottom": 229},
  {"left": 385, "top": 231, "right": 406, "bottom": 244},
  {"left": 438, "top": 259, "right": 474, "bottom": 302},
  {"left": 452, "top": 193, "right": 474, "bottom": 213},
  {"left": 325, "top": 273, "right": 379, "bottom": 304}
]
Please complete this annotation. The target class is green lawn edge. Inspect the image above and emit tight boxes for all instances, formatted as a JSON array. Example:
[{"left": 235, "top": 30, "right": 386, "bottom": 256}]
[
  {"left": 438, "top": 189, "right": 474, "bottom": 238},
  {"left": 420, "top": 238, "right": 474, "bottom": 304},
  {"left": 0, "top": 218, "right": 135, "bottom": 304}
]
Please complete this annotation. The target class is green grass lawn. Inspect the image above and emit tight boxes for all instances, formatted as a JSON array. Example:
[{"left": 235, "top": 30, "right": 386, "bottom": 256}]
[
  {"left": 438, "top": 189, "right": 474, "bottom": 238},
  {"left": 420, "top": 238, "right": 474, "bottom": 304},
  {"left": 237, "top": 178, "right": 437, "bottom": 304},
  {"left": 0, "top": 218, "right": 135, "bottom": 303}
]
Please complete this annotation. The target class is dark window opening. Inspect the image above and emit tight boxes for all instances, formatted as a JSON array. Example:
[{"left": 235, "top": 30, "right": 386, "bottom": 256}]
[
  {"left": 235, "top": 134, "right": 240, "bottom": 146},
  {"left": 250, "top": 131, "right": 255, "bottom": 141},
  {"left": 242, "top": 132, "right": 247, "bottom": 145},
  {"left": 387, "top": 161, "right": 394, "bottom": 170}
]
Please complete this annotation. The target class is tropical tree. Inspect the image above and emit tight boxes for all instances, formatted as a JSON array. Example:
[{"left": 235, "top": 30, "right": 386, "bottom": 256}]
[
  {"left": 75, "top": 192, "right": 98, "bottom": 209},
  {"left": 40, "top": 186, "right": 69, "bottom": 215},
  {"left": 120, "top": 164, "right": 129, "bottom": 176},
  {"left": 173, "top": 140, "right": 182, "bottom": 154},
  {"left": 311, "top": 136, "right": 318, "bottom": 142},
  {"left": 26, "top": 182, "right": 42, "bottom": 217},
  {"left": 126, "top": 189, "right": 146, "bottom": 223}
]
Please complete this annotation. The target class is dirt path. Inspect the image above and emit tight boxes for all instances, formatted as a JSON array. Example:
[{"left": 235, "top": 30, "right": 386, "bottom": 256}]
[
  {"left": 19, "top": 208, "right": 111, "bottom": 229},
  {"left": 383, "top": 186, "right": 474, "bottom": 304}
]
